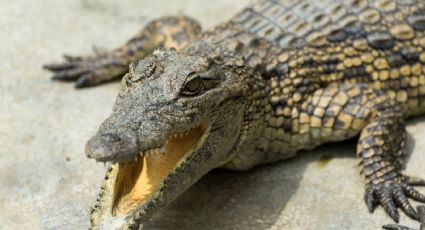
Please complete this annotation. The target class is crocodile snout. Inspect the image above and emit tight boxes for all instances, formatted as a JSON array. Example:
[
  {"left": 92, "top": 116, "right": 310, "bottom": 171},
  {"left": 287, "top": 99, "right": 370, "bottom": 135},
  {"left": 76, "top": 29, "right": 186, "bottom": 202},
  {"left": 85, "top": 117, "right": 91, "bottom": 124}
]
[{"left": 85, "top": 132, "right": 139, "bottom": 162}]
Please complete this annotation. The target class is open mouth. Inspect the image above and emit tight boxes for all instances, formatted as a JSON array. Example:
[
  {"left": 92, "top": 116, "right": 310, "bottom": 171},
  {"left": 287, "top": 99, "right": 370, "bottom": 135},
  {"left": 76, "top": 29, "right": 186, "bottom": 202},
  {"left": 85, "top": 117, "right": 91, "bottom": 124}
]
[{"left": 109, "top": 121, "right": 209, "bottom": 217}]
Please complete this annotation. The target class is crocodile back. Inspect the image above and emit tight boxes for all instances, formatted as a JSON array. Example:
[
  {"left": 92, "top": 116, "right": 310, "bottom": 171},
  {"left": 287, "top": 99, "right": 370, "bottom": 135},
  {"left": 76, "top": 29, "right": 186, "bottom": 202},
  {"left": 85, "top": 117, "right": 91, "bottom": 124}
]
[{"left": 232, "top": 0, "right": 425, "bottom": 49}]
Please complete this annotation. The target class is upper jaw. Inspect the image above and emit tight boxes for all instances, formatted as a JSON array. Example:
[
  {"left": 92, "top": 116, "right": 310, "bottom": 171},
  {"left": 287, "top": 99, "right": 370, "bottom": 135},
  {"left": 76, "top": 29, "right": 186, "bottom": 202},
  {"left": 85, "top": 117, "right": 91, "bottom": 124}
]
[
  {"left": 85, "top": 132, "right": 140, "bottom": 163},
  {"left": 86, "top": 122, "right": 207, "bottom": 163}
]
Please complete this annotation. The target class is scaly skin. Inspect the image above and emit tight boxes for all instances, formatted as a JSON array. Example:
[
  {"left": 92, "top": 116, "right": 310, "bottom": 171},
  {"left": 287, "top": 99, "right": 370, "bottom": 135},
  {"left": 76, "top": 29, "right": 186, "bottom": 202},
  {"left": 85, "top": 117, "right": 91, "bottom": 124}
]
[{"left": 43, "top": 0, "right": 425, "bottom": 229}]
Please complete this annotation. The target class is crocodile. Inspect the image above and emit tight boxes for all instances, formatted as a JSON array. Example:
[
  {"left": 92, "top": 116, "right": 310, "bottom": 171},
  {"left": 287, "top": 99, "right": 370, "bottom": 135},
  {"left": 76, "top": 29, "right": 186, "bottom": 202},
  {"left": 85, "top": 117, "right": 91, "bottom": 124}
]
[{"left": 43, "top": 0, "right": 425, "bottom": 229}]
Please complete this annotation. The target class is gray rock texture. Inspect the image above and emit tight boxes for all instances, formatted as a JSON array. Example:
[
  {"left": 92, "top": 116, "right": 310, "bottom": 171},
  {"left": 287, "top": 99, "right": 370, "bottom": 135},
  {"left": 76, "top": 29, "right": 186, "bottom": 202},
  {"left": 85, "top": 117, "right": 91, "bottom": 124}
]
[{"left": 0, "top": 0, "right": 424, "bottom": 229}]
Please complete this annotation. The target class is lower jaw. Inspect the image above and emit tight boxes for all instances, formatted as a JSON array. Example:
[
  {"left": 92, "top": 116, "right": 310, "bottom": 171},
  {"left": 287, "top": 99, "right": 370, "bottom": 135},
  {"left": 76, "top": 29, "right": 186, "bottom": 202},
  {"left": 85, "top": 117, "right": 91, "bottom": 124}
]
[{"left": 109, "top": 121, "right": 209, "bottom": 217}]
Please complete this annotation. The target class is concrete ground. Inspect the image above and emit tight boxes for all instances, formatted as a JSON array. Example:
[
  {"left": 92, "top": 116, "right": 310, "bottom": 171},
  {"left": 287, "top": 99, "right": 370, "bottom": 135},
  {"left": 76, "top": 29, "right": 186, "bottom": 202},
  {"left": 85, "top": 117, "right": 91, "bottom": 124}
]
[{"left": 0, "top": 0, "right": 424, "bottom": 229}]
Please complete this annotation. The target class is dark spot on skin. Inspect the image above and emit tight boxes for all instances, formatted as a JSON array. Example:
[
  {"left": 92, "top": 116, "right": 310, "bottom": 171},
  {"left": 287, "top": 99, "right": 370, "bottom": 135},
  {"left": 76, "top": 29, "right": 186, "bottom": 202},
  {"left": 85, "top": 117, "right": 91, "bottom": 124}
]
[
  {"left": 400, "top": 47, "right": 420, "bottom": 62},
  {"left": 362, "top": 135, "right": 375, "bottom": 146},
  {"left": 344, "top": 21, "right": 363, "bottom": 34},
  {"left": 343, "top": 66, "right": 368, "bottom": 80},
  {"left": 324, "top": 56, "right": 340, "bottom": 65},
  {"left": 264, "top": 28, "right": 275, "bottom": 36},
  {"left": 65, "top": 156, "right": 71, "bottom": 162},
  {"left": 233, "top": 41, "right": 246, "bottom": 54},
  {"left": 323, "top": 64, "right": 337, "bottom": 74},
  {"left": 400, "top": 79, "right": 409, "bottom": 89},
  {"left": 250, "top": 19, "right": 261, "bottom": 28},
  {"left": 264, "top": 63, "right": 289, "bottom": 80},
  {"left": 407, "top": 14, "right": 425, "bottom": 31},
  {"left": 271, "top": 99, "right": 287, "bottom": 111},
  {"left": 325, "top": 109, "right": 337, "bottom": 117},
  {"left": 288, "top": 37, "right": 304, "bottom": 47},
  {"left": 367, "top": 31, "right": 394, "bottom": 49},
  {"left": 333, "top": 119, "right": 346, "bottom": 129},
  {"left": 327, "top": 28, "right": 347, "bottom": 42},
  {"left": 276, "top": 64, "right": 289, "bottom": 76},
  {"left": 322, "top": 115, "right": 333, "bottom": 124},
  {"left": 306, "top": 104, "right": 315, "bottom": 114},
  {"left": 342, "top": 104, "right": 356, "bottom": 115},
  {"left": 283, "top": 120, "right": 292, "bottom": 132},
  {"left": 249, "top": 38, "right": 261, "bottom": 48},
  {"left": 320, "top": 57, "right": 340, "bottom": 74},
  {"left": 388, "top": 53, "right": 406, "bottom": 67},
  {"left": 301, "top": 2, "right": 310, "bottom": 10},
  {"left": 311, "top": 13, "right": 327, "bottom": 25},
  {"left": 301, "top": 57, "right": 317, "bottom": 68}
]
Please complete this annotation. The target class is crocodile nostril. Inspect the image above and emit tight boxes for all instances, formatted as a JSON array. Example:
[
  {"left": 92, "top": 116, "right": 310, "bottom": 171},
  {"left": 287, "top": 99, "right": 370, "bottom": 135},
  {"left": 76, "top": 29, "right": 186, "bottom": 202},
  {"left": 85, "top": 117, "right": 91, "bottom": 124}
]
[{"left": 101, "top": 133, "right": 122, "bottom": 143}]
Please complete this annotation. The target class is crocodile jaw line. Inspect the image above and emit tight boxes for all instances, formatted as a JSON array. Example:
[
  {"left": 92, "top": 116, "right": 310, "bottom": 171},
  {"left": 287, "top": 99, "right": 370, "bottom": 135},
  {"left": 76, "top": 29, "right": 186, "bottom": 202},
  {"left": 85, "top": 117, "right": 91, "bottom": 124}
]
[{"left": 91, "top": 121, "right": 209, "bottom": 228}]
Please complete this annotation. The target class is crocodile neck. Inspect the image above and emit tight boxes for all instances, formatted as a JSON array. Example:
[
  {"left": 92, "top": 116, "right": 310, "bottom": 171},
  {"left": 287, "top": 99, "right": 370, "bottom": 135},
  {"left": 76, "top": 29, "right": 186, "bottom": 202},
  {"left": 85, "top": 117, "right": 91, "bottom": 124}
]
[{"left": 181, "top": 23, "right": 309, "bottom": 170}]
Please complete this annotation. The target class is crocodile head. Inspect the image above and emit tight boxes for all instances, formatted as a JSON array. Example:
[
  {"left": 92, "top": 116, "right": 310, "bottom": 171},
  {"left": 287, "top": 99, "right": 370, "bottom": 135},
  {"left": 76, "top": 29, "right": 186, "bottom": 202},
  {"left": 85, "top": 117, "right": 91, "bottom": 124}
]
[{"left": 85, "top": 48, "right": 252, "bottom": 229}]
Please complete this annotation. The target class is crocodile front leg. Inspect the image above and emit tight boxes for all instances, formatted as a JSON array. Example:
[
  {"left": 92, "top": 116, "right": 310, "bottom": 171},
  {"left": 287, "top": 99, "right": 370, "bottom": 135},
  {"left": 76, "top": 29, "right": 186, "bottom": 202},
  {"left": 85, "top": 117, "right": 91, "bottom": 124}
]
[
  {"left": 43, "top": 16, "right": 202, "bottom": 87},
  {"left": 296, "top": 84, "right": 425, "bottom": 222},
  {"left": 358, "top": 98, "right": 424, "bottom": 223}
]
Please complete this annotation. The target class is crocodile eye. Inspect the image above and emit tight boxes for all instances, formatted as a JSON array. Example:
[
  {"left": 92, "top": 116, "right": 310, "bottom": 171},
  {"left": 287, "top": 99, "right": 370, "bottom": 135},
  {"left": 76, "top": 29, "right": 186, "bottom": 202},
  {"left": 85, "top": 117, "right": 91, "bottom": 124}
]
[{"left": 182, "top": 74, "right": 204, "bottom": 96}]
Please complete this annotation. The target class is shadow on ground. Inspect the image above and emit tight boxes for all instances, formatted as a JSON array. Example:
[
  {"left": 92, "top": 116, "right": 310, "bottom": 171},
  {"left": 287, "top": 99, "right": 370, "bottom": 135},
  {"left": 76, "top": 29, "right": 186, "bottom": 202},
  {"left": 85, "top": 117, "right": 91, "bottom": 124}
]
[{"left": 144, "top": 140, "right": 356, "bottom": 230}]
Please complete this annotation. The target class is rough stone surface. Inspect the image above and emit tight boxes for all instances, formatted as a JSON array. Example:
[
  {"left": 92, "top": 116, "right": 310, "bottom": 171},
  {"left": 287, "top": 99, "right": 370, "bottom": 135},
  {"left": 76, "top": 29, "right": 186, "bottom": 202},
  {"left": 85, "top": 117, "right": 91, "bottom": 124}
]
[{"left": 0, "top": 0, "right": 424, "bottom": 229}]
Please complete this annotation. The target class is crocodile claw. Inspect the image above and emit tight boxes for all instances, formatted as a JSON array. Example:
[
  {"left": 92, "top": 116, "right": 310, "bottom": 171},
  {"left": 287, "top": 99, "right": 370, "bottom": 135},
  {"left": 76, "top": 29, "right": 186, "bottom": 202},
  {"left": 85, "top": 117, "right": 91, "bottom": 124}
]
[
  {"left": 365, "top": 179, "right": 425, "bottom": 223},
  {"left": 43, "top": 53, "right": 127, "bottom": 88},
  {"left": 382, "top": 206, "right": 425, "bottom": 230}
]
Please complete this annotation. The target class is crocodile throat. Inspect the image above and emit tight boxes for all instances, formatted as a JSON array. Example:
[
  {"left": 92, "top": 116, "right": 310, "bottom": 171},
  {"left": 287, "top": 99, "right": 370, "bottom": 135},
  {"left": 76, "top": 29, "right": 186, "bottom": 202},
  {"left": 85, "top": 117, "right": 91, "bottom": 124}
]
[{"left": 111, "top": 121, "right": 209, "bottom": 217}]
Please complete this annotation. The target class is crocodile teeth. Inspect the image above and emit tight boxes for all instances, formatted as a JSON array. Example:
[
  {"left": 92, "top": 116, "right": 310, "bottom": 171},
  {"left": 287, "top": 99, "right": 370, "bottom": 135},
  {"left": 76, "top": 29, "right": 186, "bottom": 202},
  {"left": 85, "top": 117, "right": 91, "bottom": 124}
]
[
  {"left": 140, "top": 147, "right": 166, "bottom": 157},
  {"left": 138, "top": 127, "right": 198, "bottom": 159}
]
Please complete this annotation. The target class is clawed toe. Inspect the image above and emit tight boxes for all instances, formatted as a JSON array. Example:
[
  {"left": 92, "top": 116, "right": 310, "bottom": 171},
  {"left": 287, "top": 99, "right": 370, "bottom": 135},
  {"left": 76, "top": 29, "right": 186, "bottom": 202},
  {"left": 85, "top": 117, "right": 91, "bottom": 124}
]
[
  {"left": 43, "top": 62, "right": 77, "bottom": 71},
  {"left": 43, "top": 54, "right": 127, "bottom": 88},
  {"left": 366, "top": 180, "right": 425, "bottom": 223},
  {"left": 366, "top": 187, "right": 379, "bottom": 213},
  {"left": 404, "top": 185, "right": 425, "bottom": 203},
  {"left": 51, "top": 68, "right": 90, "bottom": 81},
  {"left": 382, "top": 206, "right": 425, "bottom": 230},
  {"left": 404, "top": 176, "right": 425, "bottom": 187},
  {"left": 75, "top": 74, "right": 96, "bottom": 88}
]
